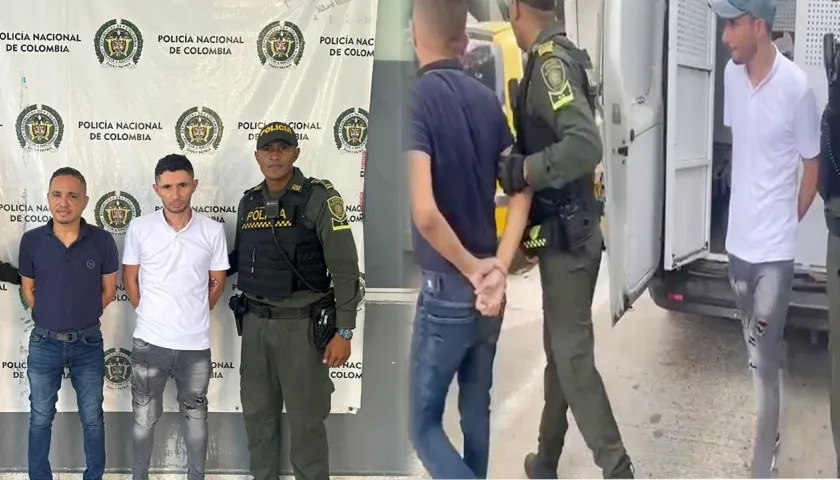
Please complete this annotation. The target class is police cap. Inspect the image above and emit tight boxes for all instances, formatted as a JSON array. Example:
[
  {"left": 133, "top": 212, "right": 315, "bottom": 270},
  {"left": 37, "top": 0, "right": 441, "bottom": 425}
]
[
  {"left": 256, "top": 121, "right": 298, "bottom": 149},
  {"left": 518, "top": 0, "right": 555, "bottom": 11}
]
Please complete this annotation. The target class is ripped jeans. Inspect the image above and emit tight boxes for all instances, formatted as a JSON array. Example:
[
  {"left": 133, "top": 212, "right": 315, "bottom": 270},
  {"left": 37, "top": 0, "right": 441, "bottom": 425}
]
[
  {"left": 130, "top": 338, "right": 212, "bottom": 480},
  {"left": 728, "top": 254, "right": 793, "bottom": 479}
]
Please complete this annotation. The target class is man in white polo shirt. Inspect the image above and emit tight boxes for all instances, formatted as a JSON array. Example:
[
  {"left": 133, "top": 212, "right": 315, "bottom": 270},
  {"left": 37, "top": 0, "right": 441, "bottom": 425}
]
[
  {"left": 122, "top": 154, "right": 230, "bottom": 480},
  {"left": 711, "top": 0, "right": 821, "bottom": 477}
]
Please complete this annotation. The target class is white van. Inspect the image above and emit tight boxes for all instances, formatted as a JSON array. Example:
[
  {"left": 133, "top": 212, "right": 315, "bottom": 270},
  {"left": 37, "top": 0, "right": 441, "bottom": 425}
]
[{"left": 598, "top": 0, "right": 830, "bottom": 330}]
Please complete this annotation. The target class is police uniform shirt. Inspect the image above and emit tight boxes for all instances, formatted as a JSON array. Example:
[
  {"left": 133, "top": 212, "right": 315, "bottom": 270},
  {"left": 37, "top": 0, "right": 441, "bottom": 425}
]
[{"left": 519, "top": 22, "right": 603, "bottom": 191}]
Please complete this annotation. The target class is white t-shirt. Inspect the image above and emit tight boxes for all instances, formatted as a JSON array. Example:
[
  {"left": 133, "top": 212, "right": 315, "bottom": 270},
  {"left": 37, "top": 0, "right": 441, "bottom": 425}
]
[
  {"left": 723, "top": 48, "right": 821, "bottom": 264},
  {"left": 122, "top": 209, "right": 230, "bottom": 350}
]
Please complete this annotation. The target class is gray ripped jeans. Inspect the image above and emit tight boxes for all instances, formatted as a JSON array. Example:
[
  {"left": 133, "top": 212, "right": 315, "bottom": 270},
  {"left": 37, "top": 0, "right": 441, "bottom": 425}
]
[
  {"left": 130, "top": 338, "right": 212, "bottom": 480},
  {"left": 728, "top": 254, "right": 793, "bottom": 479}
]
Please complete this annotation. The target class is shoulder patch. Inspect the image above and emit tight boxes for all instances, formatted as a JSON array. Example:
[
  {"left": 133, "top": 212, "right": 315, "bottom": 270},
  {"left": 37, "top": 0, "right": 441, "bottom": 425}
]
[
  {"left": 327, "top": 195, "right": 346, "bottom": 221},
  {"left": 540, "top": 57, "right": 575, "bottom": 111},
  {"left": 326, "top": 195, "right": 350, "bottom": 231},
  {"left": 310, "top": 178, "right": 335, "bottom": 191}
]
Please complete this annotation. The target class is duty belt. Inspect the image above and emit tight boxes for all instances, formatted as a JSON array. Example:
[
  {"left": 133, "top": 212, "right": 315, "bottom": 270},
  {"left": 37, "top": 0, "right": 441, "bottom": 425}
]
[
  {"left": 245, "top": 297, "right": 311, "bottom": 319},
  {"left": 33, "top": 321, "right": 101, "bottom": 343}
]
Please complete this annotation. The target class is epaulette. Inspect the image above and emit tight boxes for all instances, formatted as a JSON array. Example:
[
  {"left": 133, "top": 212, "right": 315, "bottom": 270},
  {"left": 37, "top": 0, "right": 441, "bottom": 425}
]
[
  {"left": 536, "top": 41, "right": 554, "bottom": 57},
  {"left": 242, "top": 183, "right": 262, "bottom": 195},
  {"left": 309, "top": 177, "right": 335, "bottom": 190}
]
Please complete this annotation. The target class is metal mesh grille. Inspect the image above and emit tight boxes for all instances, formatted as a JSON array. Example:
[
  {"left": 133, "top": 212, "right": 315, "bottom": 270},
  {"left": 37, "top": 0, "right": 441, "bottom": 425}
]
[
  {"left": 803, "top": 0, "right": 839, "bottom": 66},
  {"left": 774, "top": 0, "right": 797, "bottom": 31},
  {"left": 676, "top": 0, "right": 713, "bottom": 63}
]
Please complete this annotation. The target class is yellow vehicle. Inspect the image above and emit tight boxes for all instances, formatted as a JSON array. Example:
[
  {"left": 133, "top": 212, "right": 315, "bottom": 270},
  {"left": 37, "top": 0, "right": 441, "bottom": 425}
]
[
  {"left": 463, "top": 21, "right": 532, "bottom": 272},
  {"left": 464, "top": 22, "right": 523, "bottom": 237},
  {"left": 464, "top": 21, "right": 606, "bottom": 271}
]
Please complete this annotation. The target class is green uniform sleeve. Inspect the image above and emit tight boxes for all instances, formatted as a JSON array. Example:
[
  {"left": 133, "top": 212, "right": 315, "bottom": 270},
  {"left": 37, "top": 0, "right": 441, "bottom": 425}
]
[
  {"left": 305, "top": 182, "right": 362, "bottom": 329},
  {"left": 0, "top": 261, "right": 20, "bottom": 284},
  {"left": 523, "top": 53, "right": 603, "bottom": 191}
]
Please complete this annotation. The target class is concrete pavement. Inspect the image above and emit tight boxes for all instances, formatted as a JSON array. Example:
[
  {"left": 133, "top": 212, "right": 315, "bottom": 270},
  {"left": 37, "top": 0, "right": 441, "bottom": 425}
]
[{"left": 412, "top": 261, "right": 836, "bottom": 479}]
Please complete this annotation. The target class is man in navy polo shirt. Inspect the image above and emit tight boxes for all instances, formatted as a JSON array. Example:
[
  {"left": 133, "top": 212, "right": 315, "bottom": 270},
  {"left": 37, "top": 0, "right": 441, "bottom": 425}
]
[
  {"left": 18, "top": 166, "right": 119, "bottom": 480},
  {"left": 405, "top": 0, "right": 533, "bottom": 477}
]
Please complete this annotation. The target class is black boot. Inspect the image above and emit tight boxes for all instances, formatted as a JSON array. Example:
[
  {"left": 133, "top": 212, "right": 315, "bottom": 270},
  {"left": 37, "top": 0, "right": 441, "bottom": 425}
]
[{"left": 524, "top": 452, "right": 558, "bottom": 479}]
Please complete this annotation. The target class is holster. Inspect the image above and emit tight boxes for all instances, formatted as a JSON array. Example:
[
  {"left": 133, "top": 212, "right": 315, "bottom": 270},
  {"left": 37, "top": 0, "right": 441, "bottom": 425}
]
[
  {"left": 826, "top": 209, "right": 840, "bottom": 237},
  {"left": 557, "top": 206, "right": 595, "bottom": 256},
  {"left": 228, "top": 293, "right": 248, "bottom": 336},
  {"left": 309, "top": 290, "right": 337, "bottom": 351}
]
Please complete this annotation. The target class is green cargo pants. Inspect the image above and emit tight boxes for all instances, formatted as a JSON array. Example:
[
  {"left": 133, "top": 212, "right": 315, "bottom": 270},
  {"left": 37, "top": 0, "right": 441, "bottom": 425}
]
[
  {"left": 240, "top": 311, "right": 334, "bottom": 480},
  {"left": 828, "top": 231, "right": 840, "bottom": 477},
  {"left": 534, "top": 229, "right": 633, "bottom": 478}
]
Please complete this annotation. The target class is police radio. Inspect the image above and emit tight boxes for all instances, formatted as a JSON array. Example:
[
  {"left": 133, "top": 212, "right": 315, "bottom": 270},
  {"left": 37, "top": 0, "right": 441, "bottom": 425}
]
[
  {"left": 265, "top": 199, "right": 281, "bottom": 220},
  {"left": 825, "top": 33, "right": 840, "bottom": 94}
]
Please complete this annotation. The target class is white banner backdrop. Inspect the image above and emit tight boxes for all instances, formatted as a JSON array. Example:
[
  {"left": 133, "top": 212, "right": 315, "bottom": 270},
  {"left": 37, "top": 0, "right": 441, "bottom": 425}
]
[{"left": 0, "top": 0, "right": 375, "bottom": 414}]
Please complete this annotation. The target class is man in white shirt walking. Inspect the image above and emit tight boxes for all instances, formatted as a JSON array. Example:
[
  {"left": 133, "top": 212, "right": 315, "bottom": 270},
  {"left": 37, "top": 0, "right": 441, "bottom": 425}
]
[
  {"left": 710, "top": 0, "right": 821, "bottom": 477},
  {"left": 122, "top": 154, "right": 230, "bottom": 480}
]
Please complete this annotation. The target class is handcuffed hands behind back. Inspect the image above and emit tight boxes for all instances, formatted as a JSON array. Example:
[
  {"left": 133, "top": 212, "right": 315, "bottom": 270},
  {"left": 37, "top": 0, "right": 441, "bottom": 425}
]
[
  {"left": 462, "top": 256, "right": 507, "bottom": 317},
  {"left": 475, "top": 268, "right": 506, "bottom": 316}
]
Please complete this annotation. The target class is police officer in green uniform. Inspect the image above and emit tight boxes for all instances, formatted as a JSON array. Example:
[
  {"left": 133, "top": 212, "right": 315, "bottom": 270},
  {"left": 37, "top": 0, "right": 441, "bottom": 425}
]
[
  {"left": 497, "top": 1, "right": 634, "bottom": 478},
  {"left": 226, "top": 121, "right": 362, "bottom": 480},
  {"left": 821, "top": 33, "right": 840, "bottom": 477}
]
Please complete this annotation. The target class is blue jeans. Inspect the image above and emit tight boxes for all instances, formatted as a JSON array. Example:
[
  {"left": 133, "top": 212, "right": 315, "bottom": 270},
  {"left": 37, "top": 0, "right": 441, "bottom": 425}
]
[
  {"left": 27, "top": 324, "right": 106, "bottom": 480},
  {"left": 408, "top": 270, "right": 503, "bottom": 479}
]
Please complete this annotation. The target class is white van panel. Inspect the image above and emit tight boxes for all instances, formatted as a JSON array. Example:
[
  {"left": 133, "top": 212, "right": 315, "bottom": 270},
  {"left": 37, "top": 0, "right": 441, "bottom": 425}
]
[
  {"left": 602, "top": 0, "right": 666, "bottom": 323},
  {"left": 792, "top": 0, "right": 832, "bottom": 271},
  {"left": 663, "top": 0, "right": 717, "bottom": 270}
]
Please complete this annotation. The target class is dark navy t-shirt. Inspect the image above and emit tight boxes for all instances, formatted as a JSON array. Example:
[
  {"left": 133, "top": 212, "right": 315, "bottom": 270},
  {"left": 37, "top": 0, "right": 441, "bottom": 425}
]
[
  {"left": 18, "top": 218, "right": 119, "bottom": 332},
  {"left": 408, "top": 59, "right": 514, "bottom": 274}
]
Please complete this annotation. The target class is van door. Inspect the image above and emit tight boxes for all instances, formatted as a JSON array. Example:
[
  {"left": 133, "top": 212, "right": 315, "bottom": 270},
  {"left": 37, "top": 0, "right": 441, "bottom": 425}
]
[
  {"left": 601, "top": 0, "right": 667, "bottom": 324},
  {"left": 662, "top": 0, "right": 718, "bottom": 270}
]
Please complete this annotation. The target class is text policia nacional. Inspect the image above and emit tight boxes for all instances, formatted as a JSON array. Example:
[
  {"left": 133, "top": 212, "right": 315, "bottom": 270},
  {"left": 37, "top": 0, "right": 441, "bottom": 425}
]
[{"left": 0, "top": 32, "right": 374, "bottom": 58}]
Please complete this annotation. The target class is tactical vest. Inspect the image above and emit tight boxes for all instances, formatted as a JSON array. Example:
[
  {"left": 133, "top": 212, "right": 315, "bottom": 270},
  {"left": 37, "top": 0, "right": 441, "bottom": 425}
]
[
  {"left": 819, "top": 107, "right": 840, "bottom": 236},
  {"left": 235, "top": 179, "right": 331, "bottom": 300},
  {"left": 821, "top": 108, "right": 840, "bottom": 200},
  {"left": 514, "top": 34, "right": 600, "bottom": 224}
]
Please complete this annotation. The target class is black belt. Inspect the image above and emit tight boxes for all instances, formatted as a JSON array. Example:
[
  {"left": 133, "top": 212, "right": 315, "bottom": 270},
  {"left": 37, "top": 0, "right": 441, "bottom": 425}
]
[
  {"left": 245, "top": 298, "right": 310, "bottom": 319},
  {"left": 33, "top": 322, "right": 101, "bottom": 343}
]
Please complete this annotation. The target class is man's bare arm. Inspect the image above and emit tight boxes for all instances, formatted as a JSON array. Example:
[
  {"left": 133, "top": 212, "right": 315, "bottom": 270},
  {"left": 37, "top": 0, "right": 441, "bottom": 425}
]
[
  {"left": 20, "top": 276, "right": 34, "bottom": 309},
  {"left": 208, "top": 270, "right": 226, "bottom": 310},
  {"left": 799, "top": 157, "right": 819, "bottom": 220},
  {"left": 122, "top": 264, "right": 141, "bottom": 309},
  {"left": 496, "top": 146, "right": 533, "bottom": 269},
  {"left": 407, "top": 150, "right": 483, "bottom": 277},
  {"left": 101, "top": 273, "right": 118, "bottom": 310}
]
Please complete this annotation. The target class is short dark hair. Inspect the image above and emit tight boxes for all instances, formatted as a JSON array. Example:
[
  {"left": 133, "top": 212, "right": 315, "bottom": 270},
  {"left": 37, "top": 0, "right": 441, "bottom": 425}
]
[
  {"left": 414, "top": 0, "right": 469, "bottom": 55},
  {"left": 49, "top": 167, "right": 87, "bottom": 192},
  {"left": 154, "top": 154, "right": 194, "bottom": 181}
]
